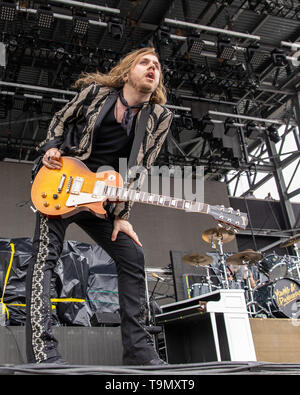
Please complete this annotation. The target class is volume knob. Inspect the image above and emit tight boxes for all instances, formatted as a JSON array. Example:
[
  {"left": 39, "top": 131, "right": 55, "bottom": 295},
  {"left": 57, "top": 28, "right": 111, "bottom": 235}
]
[
  {"left": 41, "top": 192, "right": 47, "bottom": 198},
  {"left": 43, "top": 201, "right": 49, "bottom": 207},
  {"left": 55, "top": 204, "right": 61, "bottom": 210}
]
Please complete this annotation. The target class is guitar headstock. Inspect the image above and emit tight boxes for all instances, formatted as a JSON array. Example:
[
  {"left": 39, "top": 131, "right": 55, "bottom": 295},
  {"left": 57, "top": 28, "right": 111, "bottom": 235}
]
[{"left": 208, "top": 205, "right": 248, "bottom": 231}]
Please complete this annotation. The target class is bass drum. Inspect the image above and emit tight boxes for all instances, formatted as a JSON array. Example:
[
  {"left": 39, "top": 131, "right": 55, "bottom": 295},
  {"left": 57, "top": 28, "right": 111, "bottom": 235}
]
[{"left": 253, "top": 277, "right": 300, "bottom": 318}]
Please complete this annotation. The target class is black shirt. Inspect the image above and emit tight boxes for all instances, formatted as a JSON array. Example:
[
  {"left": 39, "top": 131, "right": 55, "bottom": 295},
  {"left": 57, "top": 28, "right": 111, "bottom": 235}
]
[{"left": 84, "top": 104, "right": 136, "bottom": 173}]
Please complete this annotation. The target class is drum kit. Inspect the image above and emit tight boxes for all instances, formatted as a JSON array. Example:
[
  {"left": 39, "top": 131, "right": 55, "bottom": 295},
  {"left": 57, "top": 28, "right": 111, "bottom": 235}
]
[{"left": 182, "top": 228, "right": 300, "bottom": 319}]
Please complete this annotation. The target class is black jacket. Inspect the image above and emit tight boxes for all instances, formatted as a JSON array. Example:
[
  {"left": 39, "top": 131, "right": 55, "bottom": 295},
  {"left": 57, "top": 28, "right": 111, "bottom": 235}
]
[{"left": 37, "top": 83, "right": 173, "bottom": 219}]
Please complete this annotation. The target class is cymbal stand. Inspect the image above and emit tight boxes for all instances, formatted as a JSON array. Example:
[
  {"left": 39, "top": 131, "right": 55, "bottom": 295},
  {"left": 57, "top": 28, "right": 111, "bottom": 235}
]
[
  {"left": 215, "top": 235, "right": 229, "bottom": 289},
  {"left": 243, "top": 263, "right": 256, "bottom": 316},
  {"left": 293, "top": 243, "right": 300, "bottom": 280},
  {"left": 204, "top": 265, "right": 213, "bottom": 293}
]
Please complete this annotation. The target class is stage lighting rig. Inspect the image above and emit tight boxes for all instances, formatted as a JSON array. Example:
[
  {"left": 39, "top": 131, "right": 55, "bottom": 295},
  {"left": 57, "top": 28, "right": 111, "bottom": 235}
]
[
  {"left": 220, "top": 147, "right": 234, "bottom": 160},
  {"left": 108, "top": 17, "right": 124, "bottom": 40},
  {"left": 54, "top": 47, "right": 67, "bottom": 60},
  {"left": 187, "top": 32, "right": 204, "bottom": 55},
  {"left": 246, "top": 42, "right": 267, "bottom": 67},
  {"left": 37, "top": 5, "right": 54, "bottom": 29},
  {"left": 209, "top": 137, "right": 223, "bottom": 155},
  {"left": 271, "top": 48, "right": 287, "bottom": 67},
  {"left": 181, "top": 112, "right": 194, "bottom": 130},
  {"left": 199, "top": 115, "right": 214, "bottom": 139},
  {"left": 73, "top": 11, "right": 89, "bottom": 37},
  {"left": 217, "top": 36, "right": 235, "bottom": 61},
  {"left": 0, "top": 98, "right": 8, "bottom": 119},
  {"left": 245, "top": 121, "right": 261, "bottom": 139},
  {"left": 155, "top": 26, "right": 172, "bottom": 46},
  {"left": 7, "top": 38, "right": 17, "bottom": 53},
  {"left": 267, "top": 124, "right": 281, "bottom": 143},
  {"left": 248, "top": 0, "right": 259, "bottom": 11},
  {"left": 0, "top": 2, "right": 16, "bottom": 21},
  {"left": 224, "top": 117, "right": 237, "bottom": 137}
]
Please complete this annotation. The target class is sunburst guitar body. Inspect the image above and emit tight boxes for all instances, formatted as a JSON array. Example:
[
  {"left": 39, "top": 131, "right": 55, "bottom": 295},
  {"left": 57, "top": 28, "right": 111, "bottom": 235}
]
[{"left": 31, "top": 157, "right": 123, "bottom": 218}]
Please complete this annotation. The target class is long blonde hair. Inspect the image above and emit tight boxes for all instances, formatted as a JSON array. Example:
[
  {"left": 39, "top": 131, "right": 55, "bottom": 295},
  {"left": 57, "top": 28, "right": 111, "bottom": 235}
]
[{"left": 74, "top": 47, "right": 167, "bottom": 105}]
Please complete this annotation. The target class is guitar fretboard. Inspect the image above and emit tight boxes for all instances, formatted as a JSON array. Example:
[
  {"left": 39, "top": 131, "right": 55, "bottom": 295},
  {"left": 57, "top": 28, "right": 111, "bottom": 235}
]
[{"left": 103, "top": 185, "right": 209, "bottom": 214}]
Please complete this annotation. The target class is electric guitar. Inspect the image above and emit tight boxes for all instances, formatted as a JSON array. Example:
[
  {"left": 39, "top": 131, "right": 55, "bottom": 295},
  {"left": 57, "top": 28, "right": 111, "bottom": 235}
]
[{"left": 31, "top": 157, "right": 248, "bottom": 231}]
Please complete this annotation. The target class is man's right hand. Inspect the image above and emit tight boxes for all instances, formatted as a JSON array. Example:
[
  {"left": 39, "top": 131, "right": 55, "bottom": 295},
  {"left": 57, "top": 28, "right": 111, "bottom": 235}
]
[{"left": 42, "top": 148, "right": 62, "bottom": 169}]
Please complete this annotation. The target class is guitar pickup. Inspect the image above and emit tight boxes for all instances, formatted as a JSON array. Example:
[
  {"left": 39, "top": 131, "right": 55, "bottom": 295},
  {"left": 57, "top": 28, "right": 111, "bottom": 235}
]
[
  {"left": 92, "top": 181, "right": 105, "bottom": 198},
  {"left": 57, "top": 174, "right": 66, "bottom": 193},
  {"left": 70, "top": 177, "right": 84, "bottom": 195}
]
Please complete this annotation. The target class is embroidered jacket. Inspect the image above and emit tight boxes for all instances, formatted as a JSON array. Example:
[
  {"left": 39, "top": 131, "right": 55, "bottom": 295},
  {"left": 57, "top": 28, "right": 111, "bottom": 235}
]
[{"left": 37, "top": 83, "right": 173, "bottom": 219}]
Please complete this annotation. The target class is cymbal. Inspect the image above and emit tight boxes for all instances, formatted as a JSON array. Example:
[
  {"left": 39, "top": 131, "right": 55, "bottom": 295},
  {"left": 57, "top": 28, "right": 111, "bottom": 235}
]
[
  {"left": 182, "top": 253, "right": 213, "bottom": 267},
  {"left": 202, "top": 227, "right": 235, "bottom": 244},
  {"left": 227, "top": 249, "right": 263, "bottom": 265},
  {"left": 280, "top": 234, "right": 300, "bottom": 248}
]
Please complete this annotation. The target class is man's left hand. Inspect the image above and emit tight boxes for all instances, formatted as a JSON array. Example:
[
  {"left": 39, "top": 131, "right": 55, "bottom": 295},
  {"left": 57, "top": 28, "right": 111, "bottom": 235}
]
[{"left": 111, "top": 217, "right": 142, "bottom": 247}]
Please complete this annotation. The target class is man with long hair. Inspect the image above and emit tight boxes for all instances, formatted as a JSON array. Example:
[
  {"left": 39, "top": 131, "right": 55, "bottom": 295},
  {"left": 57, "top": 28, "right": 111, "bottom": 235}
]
[{"left": 26, "top": 47, "right": 173, "bottom": 365}]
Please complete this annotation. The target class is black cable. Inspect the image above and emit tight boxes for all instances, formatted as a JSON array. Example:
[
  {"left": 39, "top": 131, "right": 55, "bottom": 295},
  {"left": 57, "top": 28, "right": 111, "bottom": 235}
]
[{"left": 243, "top": 197, "right": 258, "bottom": 251}]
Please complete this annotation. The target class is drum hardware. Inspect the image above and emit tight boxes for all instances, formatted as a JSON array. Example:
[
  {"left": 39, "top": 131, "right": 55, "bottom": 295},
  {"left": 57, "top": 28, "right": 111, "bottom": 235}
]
[
  {"left": 182, "top": 253, "right": 215, "bottom": 293},
  {"left": 202, "top": 227, "right": 236, "bottom": 289},
  {"left": 225, "top": 250, "right": 262, "bottom": 315},
  {"left": 259, "top": 253, "right": 289, "bottom": 281},
  {"left": 243, "top": 266, "right": 257, "bottom": 316},
  {"left": 280, "top": 234, "right": 300, "bottom": 280}
]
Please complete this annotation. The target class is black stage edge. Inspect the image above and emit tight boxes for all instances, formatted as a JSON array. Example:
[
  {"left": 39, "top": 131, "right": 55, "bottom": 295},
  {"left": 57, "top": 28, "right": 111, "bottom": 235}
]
[{"left": 0, "top": 361, "right": 300, "bottom": 375}]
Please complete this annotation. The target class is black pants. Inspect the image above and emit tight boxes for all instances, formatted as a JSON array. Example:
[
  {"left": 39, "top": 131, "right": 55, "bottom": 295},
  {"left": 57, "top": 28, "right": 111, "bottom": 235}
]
[{"left": 25, "top": 211, "right": 158, "bottom": 364}]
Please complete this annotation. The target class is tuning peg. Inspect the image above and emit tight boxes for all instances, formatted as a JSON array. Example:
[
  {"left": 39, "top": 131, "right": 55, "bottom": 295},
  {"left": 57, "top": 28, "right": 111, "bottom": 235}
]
[
  {"left": 227, "top": 207, "right": 233, "bottom": 213},
  {"left": 217, "top": 223, "right": 224, "bottom": 228},
  {"left": 236, "top": 209, "right": 241, "bottom": 216}
]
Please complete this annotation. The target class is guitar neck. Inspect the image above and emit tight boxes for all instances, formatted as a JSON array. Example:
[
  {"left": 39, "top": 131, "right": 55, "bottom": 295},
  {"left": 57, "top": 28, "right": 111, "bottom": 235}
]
[{"left": 104, "top": 185, "right": 210, "bottom": 214}]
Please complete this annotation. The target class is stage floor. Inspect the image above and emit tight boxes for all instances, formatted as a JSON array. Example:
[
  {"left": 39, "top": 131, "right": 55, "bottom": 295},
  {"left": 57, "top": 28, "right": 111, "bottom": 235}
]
[{"left": 0, "top": 361, "right": 300, "bottom": 375}]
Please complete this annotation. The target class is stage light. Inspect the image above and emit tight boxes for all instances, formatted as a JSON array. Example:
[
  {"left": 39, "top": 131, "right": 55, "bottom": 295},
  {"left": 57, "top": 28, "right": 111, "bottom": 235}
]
[
  {"left": 37, "top": 5, "right": 54, "bottom": 29},
  {"left": 247, "top": 42, "right": 266, "bottom": 66},
  {"left": 209, "top": 137, "right": 223, "bottom": 154},
  {"left": 221, "top": 147, "right": 234, "bottom": 160},
  {"left": 55, "top": 47, "right": 66, "bottom": 60},
  {"left": 7, "top": 38, "right": 17, "bottom": 53},
  {"left": 267, "top": 124, "right": 281, "bottom": 143},
  {"left": 0, "top": 2, "right": 16, "bottom": 21},
  {"left": 73, "top": 12, "right": 89, "bottom": 36},
  {"left": 155, "top": 26, "right": 172, "bottom": 46},
  {"left": 199, "top": 115, "right": 214, "bottom": 139},
  {"left": 248, "top": 0, "right": 259, "bottom": 10},
  {"left": 271, "top": 48, "right": 287, "bottom": 67},
  {"left": 231, "top": 158, "right": 240, "bottom": 169},
  {"left": 224, "top": 118, "right": 237, "bottom": 137},
  {"left": 108, "top": 18, "right": 124, "bottom": 40},
  {"left": 217, "top": 37, "right": 235, "bottom": 61},
  {"left": 181, "top": 113, "right": 194, "bottom": 130},
  {"left": 0, "top": 99, "right": 7, "bottom": 119},
  {"left": 245, "top": 121, "right": 261, "bottom": 139},
  {"left": 187, "top": 32, "right": 204, "bottom": 55}
]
